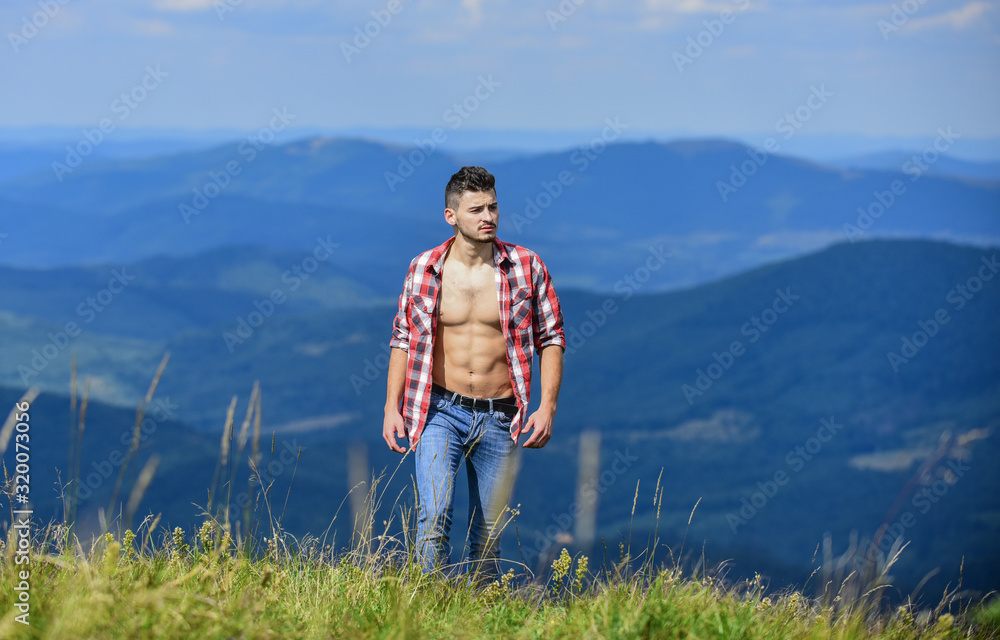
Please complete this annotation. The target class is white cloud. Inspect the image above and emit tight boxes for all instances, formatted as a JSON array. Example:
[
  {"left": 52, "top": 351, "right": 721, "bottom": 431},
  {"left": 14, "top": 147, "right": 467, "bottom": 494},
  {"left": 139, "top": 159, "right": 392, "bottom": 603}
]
[
  {"left": 644, "top": 0, "right": 747, "bottom": 14},
  {"left": 462, "top": 0, "right": 483, "bottom": 24},
  {"left": 153, "top": 0, "right": 215, "bottom": 11},
  {"left": 905, "top": 1, "right": 990, "bottom": 33},
  {"left": 753, "top": 231, "right": 841, "bottom": 252}
]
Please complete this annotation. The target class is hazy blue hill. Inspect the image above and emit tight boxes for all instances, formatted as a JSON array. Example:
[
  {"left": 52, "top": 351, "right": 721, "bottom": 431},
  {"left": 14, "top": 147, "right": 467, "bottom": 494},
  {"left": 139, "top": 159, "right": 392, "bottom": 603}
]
[
  {"left": 0, "top": 382, "right": 354, "bottom": 548},
  {"left": 0, "top": 194, "right": 442, "bottom": 294},
  {"left": 545, "top": 239, "right": 1000, "bottom": 595},
  {"left": 491, "top": 139, "right": 997, "bottom": 239},
  {"left": 2, "top": 137, "right": 997, "bottom": 293},
  {"left": 0, "top": 137, "right": 452, "bottom": 213},
  {"left": 831, "top": 150, "right": 1000, "bottom": 182},
  {"left": 0, "top": 245, "right": 390, "bottom": 341},
  {"left": 554, "top": 239, "right": 1000, "bottom": 430},
  {"left": 0, "top": 385, "right": 219, "bottom": 536},
  {"left": 0, "top": 146, "right": 69, "bottom": 182},
  {"left": 3, "top": 142, "right": 262, "bottom": 212},
  {"left": 152, "top": 304, "right": 395, "bottom": 432}
]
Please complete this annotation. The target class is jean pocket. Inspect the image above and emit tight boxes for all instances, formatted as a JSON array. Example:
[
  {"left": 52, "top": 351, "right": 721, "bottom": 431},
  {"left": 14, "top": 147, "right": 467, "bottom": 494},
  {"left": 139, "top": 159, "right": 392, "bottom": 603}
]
[
  {"left": 493, "top": 409, "right": 515, "bottom": 428},
  {"left": 430, "top": 391, "right": 449, "bottom": 410}
]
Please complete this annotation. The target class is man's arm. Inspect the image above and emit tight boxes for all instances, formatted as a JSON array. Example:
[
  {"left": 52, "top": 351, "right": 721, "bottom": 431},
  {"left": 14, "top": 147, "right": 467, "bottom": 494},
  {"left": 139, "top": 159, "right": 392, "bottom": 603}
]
[
  {"left": 384, "top": 264, "right": 414, "bottom": 453},
  {"left": 383, "top": 346, "right": 409, "bottom": 453},
  {"left": 519, "top": 344, "right": 563, "bottom": 448}
]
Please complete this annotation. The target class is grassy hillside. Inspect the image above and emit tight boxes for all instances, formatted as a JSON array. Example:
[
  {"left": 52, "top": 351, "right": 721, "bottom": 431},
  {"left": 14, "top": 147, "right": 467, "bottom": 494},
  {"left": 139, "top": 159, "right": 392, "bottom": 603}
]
[{"left": 1, "top": 502, "right": 998, "bottom": 639}]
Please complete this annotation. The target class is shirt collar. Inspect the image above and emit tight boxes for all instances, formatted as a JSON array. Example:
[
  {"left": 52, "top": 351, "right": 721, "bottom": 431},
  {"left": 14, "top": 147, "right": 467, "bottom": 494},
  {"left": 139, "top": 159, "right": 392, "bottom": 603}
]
[{"left": 427, "top": 236, "right": 509, "bottom": 275}]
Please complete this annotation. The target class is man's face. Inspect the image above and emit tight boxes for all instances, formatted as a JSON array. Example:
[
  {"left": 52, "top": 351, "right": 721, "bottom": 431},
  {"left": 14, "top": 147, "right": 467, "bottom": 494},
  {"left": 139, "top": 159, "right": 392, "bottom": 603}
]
[{"left": 446, "top": 189, "right": 499, "bottom": 244}]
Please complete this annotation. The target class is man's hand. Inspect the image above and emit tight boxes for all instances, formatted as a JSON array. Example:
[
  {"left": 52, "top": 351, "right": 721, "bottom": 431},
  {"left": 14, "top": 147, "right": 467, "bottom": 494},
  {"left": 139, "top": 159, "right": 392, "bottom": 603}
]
[
  {"left": 383, "top": 347, "right": 409, "bottom": 453},
  {"left": 519, "top": 406, "right": 554, "bottom": 448},
  {"left": 383, "top": 409, "right": 408, "bottom": 454},
  {"left": 520, "top": 345, "right": 562, "bottom": 449}
]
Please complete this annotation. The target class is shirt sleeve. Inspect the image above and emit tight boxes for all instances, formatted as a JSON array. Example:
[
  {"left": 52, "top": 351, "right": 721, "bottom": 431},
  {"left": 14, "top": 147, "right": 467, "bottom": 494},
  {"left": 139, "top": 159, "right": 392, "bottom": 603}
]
[
  {"left": 531, "top": 253, "right": 566, "bottom": 351},
  {"left": 389, "top": 263, "right": 414, "bottom": 351}
]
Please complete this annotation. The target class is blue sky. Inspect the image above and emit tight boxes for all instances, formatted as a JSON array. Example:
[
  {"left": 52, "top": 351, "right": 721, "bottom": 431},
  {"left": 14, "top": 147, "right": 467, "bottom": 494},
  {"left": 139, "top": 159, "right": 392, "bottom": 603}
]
[{"left": 2, "top": 0, "right": 998, "bottom": 143}]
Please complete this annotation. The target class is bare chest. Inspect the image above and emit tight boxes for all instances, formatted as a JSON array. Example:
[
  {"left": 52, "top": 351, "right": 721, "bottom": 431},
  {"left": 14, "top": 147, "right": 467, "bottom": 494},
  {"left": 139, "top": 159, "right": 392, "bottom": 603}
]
[{"left": 437, "top": 265, "right": 501, "bottom": 328}]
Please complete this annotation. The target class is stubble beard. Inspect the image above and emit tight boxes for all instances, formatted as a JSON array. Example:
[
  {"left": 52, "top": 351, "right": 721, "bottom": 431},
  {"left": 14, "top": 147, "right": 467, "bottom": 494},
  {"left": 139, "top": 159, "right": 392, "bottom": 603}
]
[{"left": 455, "top": 219, "right": 497, "bottom": 245}]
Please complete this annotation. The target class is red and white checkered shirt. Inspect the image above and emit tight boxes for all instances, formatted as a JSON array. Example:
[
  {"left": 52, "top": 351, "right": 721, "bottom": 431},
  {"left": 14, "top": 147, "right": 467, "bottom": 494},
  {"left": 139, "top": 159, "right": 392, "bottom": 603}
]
[{"left": 390, "top": 236, "right": 565, "bottom": 444}]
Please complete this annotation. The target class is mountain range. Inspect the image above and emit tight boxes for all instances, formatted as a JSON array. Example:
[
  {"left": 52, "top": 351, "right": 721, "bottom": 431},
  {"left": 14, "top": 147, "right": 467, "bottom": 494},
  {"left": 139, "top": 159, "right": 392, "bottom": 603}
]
[{"left": 1, "top": 137, "right": 997, "bottom": 294}]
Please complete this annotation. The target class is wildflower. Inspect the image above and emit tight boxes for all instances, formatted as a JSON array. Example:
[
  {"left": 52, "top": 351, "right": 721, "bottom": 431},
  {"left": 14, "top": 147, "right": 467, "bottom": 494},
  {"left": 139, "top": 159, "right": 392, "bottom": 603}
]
[
  {"left": 199, "top": 521, "right": 216, "bottom": 554},
  {"left": 171, "top": 527, "right": 189, "bottom": 561},
  {"left": 551, "top": 548, "right": 572, "bottom": 595},
  {"left": 574, "top": 555, "right": 589, "bottom": 593},
  {"left": 103, "top": 541, "right": 121, "bottom": 571}
]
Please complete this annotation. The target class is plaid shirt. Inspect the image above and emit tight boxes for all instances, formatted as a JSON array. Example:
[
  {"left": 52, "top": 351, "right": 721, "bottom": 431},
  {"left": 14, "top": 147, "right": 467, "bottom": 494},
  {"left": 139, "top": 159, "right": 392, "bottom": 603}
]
[{"left": 390, "top": 236, "right": 565, "bottom": 444}]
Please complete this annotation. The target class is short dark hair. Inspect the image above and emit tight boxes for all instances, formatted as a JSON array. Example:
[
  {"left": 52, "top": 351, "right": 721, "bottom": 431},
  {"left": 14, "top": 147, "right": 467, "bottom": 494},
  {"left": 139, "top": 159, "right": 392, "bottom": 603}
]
[{"left": 445, "top": 166, "right": 496, "bottom": 211}]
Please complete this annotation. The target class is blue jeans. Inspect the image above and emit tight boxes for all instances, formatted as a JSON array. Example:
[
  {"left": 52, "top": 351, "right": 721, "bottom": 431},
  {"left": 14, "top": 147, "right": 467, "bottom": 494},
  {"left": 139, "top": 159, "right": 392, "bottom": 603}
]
[{"left": 414, "top": 388, "right": 517, "bottom": 581}]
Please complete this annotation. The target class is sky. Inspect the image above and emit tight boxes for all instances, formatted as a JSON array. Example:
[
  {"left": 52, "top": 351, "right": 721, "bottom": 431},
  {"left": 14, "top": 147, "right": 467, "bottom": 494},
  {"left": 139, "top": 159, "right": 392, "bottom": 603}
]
[{"left": 2, "top": 0, "right": 999, "bottom": 146}]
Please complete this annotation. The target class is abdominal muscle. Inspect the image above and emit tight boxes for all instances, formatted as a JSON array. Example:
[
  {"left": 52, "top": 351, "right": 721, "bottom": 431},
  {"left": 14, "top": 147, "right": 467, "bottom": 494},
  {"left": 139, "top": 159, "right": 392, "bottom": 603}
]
[{"left": 432, "top": 294, "right": 513, "bottom": 400}]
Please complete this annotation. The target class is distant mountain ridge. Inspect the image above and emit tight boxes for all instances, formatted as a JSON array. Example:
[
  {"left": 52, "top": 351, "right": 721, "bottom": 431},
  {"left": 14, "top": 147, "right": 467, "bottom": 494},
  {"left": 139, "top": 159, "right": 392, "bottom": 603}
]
[
  {"left": 829, "top": 150, "right": 1000, "bottom": 182},
  {"left": 1, "top": 137, "right": 996, "bottom": 295}
]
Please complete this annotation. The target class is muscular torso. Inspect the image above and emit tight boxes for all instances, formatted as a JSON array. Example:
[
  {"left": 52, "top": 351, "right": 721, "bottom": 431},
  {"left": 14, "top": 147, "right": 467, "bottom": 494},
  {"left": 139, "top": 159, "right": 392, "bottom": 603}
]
[{"left": 432, "top": 256, "right": 513, "bottom": 399}]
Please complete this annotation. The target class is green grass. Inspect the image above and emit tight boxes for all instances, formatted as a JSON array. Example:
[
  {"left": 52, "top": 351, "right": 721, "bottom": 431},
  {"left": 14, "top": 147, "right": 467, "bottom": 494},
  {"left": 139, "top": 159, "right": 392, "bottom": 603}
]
[{"left": 0, "top": 519, "right": 995, "bottom": 640}]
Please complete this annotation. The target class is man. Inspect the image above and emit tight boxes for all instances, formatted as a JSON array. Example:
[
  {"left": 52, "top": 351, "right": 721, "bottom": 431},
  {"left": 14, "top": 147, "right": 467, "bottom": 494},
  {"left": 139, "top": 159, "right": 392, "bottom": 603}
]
[{"left": 383, "top": 166, "right": 565, "bottom": 579}]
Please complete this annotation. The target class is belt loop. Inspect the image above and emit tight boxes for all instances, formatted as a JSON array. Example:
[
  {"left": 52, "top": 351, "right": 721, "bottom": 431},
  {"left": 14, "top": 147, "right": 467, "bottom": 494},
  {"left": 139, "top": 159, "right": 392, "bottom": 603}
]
[{"left": 488, "top": 398, "right": 494, "bottom": 413}]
